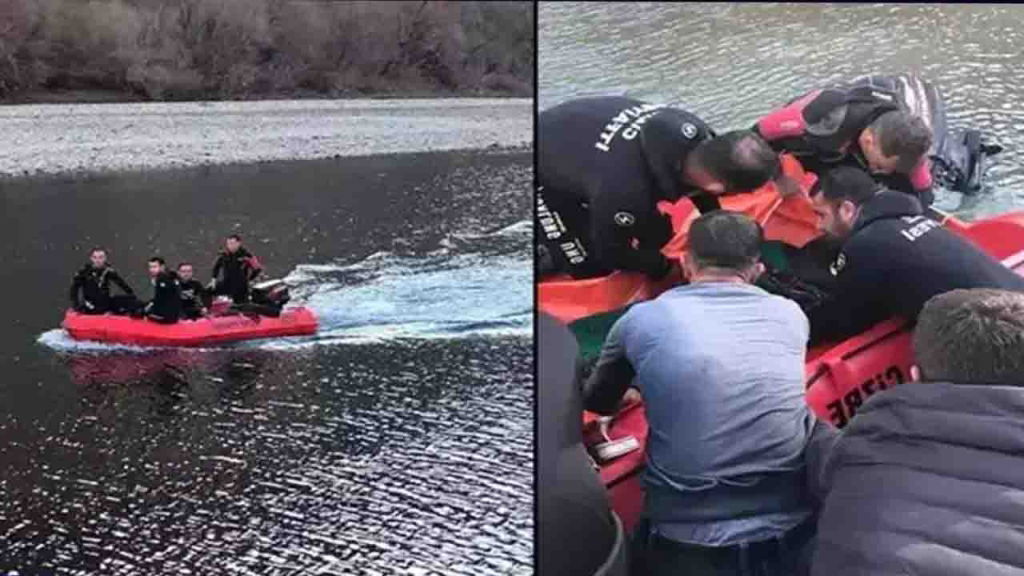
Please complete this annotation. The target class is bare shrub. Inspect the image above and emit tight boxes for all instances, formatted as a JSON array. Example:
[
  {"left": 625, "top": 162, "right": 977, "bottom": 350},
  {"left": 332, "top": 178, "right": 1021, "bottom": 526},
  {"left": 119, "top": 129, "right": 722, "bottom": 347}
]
[{"left": 0, "top": 0, "right": 534, "bottom": 101}]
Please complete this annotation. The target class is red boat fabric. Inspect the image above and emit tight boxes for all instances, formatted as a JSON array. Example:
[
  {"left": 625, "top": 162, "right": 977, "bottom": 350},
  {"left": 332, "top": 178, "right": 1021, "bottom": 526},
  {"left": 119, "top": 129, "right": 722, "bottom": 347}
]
[{"left": 62, "top": 307, "right": 318, "bottom": 347}]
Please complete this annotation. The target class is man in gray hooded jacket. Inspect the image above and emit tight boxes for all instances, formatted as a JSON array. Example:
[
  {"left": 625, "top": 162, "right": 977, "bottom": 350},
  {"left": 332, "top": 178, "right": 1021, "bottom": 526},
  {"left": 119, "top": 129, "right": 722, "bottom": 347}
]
[{"left": 810, "top": 288, "right": 1024, "bottom": 575}]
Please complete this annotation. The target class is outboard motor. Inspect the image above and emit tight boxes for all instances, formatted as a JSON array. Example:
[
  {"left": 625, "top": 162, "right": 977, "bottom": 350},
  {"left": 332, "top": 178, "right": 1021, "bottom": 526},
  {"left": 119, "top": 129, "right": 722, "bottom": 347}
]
[
  {"left": 932, "top": 129, "right": 1003, "bottom": 194},
  {"left": 846, "top": 74, "right": 1002, "bottom": 194},
  {"left": 252, "top": 281, "right": 290, "bottom": 309},
  {"left": 233, "top": 279, "right": 291, "bottom": 318}
]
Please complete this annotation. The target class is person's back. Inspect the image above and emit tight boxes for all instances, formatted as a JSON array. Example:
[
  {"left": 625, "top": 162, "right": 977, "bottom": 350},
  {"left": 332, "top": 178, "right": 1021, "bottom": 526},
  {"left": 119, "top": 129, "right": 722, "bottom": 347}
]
[
  {"left": 585, "top": 211, "right": 816, "bottom": 576},
  {"left": 624, "top": 283, "right": 812, "bottom": 534},
  {"left": 852, "top": 195, "right": 1024, "bottom": 319},
  {"left": 811, "top": 289, "right": 1024, "bottom": 575}
]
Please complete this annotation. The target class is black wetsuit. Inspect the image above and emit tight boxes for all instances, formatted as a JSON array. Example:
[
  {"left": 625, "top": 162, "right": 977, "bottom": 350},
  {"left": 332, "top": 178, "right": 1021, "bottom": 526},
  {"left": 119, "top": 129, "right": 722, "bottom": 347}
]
[
  {"left": 69, "top": 264, "right": 138, "bottom": 314},
  {"left": 537, "top": 313, "right": 625, "bottom": 576},
  {"left": 212, "top": 247, "right": 262, "bottom": 304},
  {"left": 145, "top": 271, "right": 182, "bottom": 324},
  {"left": 755, "top": 75, "right": 936, "bottom": 206},
  {"left": 538, "top": 96, "right": 716, "bottom": 279},
  {"left": 179, "top": 279, "right": 209, "bottom": 320},
  {"left": 809, "top": 190, "right": 1024, "bottom": 344}
]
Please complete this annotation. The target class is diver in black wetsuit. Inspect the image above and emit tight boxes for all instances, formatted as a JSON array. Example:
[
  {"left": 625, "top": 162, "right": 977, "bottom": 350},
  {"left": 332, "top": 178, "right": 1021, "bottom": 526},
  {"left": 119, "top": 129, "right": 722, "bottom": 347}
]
[
  {"left": 755, "top": 74, "right": 1001, "bottom": 207},
  {"left": 538, "top": 96, "right": 785, "bottom": 280},
  {"left": 538, "top": 313, "right": 627, "bottom": 576},
  {"left": 177, "top": 262, "right": 210, "bottom": 320},
  {"left": 211, "top": 234, "right": 263, "bottom": 304},
  {"left": 142, "top": 257, "right": 182, "bottom": 324},
  {"left": 69, "top": 247, "right": 140, "bottom": 314}
]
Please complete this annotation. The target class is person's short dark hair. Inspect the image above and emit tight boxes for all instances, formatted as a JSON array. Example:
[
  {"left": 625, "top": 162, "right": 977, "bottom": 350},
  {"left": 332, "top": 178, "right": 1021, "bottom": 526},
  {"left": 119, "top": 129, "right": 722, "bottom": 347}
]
[
  {"left": 688, "top": 211, "right": 763, "bottom": 271},
  {"left": 177, "top": 262, "right": 192, "bottom": 269},
  {"left": 148, "top": 256, "right": 165, "bottom": 266},
  {"left": 869, "top": 111, "right": 933, "bottom": 172},
  {"left": 692, "top": 130, "right": 781, "bottom": 192},
  {"left": 227, "top": 234, "right": 242, "bottom": 242},
  {"left": 914, "top": 289, "right": 1024, "bottom": 386},
  {"left": 90, "top": 247, "right": 107, "bottom": 256},
  {"left": 817, "top": 166, "right": 882, "bottom": 205}
]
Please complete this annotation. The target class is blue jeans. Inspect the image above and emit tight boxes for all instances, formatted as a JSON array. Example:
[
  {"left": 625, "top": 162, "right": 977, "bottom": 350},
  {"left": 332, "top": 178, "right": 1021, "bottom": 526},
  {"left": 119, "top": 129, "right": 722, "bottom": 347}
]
[{"left": 631, "top": 518, "right": 815, "bottom": 576}]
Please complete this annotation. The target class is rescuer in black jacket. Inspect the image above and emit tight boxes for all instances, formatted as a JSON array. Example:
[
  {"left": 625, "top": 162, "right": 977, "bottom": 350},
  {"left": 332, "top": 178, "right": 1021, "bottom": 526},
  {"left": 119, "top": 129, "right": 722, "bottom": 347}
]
[
  {"left": 538, "top": 96, "right": 784, "bottom": 280},
  {"left": 176, "top": 262, "right": 210, "bottom": 320},
  {"left": 69, "top": 247, "right": 139, "bottom": 314},
  {"left": 211, "top": 234, "right": 263, "bottom": 304},
  {"left": 807, "top": 166, "right": 1024, "bottom": 344},
  {"left": 143, "top": 257, "right": 182, "bottom": 324}
]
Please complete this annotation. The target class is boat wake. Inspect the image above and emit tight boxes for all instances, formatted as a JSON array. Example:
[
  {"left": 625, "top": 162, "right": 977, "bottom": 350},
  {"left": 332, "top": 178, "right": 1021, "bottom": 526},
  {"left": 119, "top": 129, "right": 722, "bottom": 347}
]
[{"left": 37, "top": 220, "right": 532, "bottom": 353}]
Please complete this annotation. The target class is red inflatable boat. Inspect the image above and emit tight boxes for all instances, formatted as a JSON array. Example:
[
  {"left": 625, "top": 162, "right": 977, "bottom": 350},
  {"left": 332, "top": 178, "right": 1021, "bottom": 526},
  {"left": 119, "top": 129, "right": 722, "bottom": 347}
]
[
  {"left": 62, "top": 305, "right": 318, "bottom": 347},
  {"left": 538, "top": 154, "right": 1024, "bottom": 532}
]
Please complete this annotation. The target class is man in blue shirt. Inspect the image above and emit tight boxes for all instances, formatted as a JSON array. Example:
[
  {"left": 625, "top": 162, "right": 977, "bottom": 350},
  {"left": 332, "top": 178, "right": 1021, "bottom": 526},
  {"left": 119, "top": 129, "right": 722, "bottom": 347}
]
[{"left": 584, "top": 211, "right": 817, "bottom": 576}]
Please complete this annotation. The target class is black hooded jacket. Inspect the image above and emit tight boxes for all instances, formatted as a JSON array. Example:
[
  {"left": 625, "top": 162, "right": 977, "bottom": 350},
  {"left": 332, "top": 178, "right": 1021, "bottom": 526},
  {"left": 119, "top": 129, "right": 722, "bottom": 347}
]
[
  {"left": 808, "top": 191, "right": 1024, "bottom": 343},
  {"left": 538, "top": 96, "right": 716, "bottom": 279},
  {"left": 146, "top": 270, "right": 182, "bottom": 322},
  {"left": 69, "top": 264, "right": 135, "bottom": 310}
]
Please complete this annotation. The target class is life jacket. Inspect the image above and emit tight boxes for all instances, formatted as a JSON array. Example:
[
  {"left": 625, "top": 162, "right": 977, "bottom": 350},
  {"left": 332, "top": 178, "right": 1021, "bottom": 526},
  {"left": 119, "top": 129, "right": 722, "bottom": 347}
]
[{"left": 757, "top": 82, "right": 902, "bottom": 161}]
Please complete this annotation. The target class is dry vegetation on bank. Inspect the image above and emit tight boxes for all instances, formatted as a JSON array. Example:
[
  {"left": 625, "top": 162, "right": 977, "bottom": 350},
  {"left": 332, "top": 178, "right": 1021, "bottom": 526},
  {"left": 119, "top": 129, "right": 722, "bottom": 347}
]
[{"left": 0, "top": 0, "right": 533, "bottom": 102}]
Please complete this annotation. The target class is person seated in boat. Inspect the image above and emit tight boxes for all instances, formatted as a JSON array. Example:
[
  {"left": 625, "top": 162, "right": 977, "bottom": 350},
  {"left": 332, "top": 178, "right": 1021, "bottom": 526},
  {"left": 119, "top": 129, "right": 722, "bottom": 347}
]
[
  {"left": 755, "top": 74, "right": 936, "bottom": 206},
  {"left": 808, "top": 289, "right": 1024, "bottom": 576},
  {"left": 177, "top": 262, "right": 210, "bottom": 320},
  {"left": 538, "top": 96, "right": 789, "bottom": 280},
  {"left": 211, "top": 234, "right": 263, "bottom": 304},
  {"left": 806, "top": 166, "right": 1024, "bottom": 345},
  {"left": 584, "top": 211, "right": 817, "bottom": 576},
  {"left": 538, "top": 313, "right": 627, "bottom": 576},
  {"left": 69, "top": 247, "right": 140, "bottom": 315},
  {"left": 141, "top": 257, "right": 182, "bottom": 324}
]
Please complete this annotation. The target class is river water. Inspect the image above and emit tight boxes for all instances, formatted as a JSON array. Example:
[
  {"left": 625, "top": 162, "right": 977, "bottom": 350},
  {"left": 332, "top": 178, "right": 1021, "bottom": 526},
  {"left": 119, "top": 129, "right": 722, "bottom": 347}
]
[
  {"left": 539, "top": 2, "right": 1024, "bottom": 220},
  {"left": 0, "top": 150, "right": 532, "bottom": 574}
]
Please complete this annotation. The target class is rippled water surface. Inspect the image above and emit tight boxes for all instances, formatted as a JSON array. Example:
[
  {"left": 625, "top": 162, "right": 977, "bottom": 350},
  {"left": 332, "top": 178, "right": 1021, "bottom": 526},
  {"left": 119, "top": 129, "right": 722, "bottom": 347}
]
[
  {"left": 0, "top": 150, "right": 532, "bottom": 574},
  {"left": 540, "top": 2, "right": 1024, "bottom": 219}
]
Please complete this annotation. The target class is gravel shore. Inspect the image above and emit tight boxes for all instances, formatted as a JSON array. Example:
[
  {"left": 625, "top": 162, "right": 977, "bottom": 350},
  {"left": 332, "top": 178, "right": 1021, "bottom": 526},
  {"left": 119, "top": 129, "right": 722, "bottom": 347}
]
[{"left": 0, "top": 98, "right": 532, "bottom": 178}]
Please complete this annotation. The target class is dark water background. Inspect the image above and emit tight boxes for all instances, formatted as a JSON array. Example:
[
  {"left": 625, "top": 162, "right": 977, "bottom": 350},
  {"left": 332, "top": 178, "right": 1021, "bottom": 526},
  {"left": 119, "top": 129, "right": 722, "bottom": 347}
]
[
  {"left": 539, "top": 2, "right": 1024, "bottom": 220},
  {"left": 0, "top": 150, "right": 532, "bottom": 574}
]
